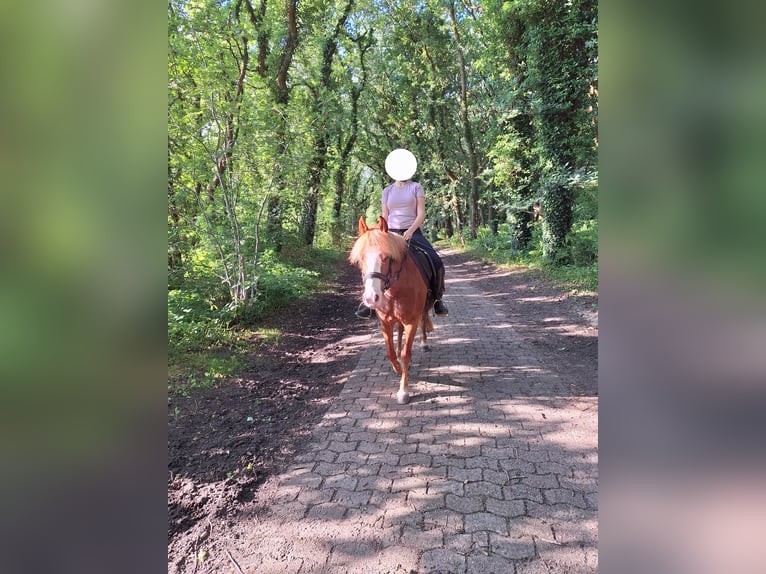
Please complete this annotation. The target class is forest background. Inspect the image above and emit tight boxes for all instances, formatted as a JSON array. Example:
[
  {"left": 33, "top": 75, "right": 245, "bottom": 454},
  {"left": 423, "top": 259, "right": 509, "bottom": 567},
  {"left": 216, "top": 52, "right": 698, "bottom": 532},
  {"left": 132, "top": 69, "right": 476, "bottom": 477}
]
[{"left": 167, "top": 0, "right": 598, "bottom": 383}]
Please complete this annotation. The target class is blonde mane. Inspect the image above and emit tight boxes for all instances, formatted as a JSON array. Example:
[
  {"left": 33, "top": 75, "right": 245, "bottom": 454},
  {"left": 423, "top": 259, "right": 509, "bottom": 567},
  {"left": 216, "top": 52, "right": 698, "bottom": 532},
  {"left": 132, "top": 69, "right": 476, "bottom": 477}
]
[{"left": 349, "top": 227, "right": 407, "bottom": 267}]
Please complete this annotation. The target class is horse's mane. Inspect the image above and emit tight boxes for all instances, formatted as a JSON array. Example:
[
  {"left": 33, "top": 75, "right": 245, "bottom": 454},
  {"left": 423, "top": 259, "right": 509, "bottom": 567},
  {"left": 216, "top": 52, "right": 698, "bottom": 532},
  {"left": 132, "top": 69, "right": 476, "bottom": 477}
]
[{"left": 349, "top": 228, "right": 407, "bottom": 266}]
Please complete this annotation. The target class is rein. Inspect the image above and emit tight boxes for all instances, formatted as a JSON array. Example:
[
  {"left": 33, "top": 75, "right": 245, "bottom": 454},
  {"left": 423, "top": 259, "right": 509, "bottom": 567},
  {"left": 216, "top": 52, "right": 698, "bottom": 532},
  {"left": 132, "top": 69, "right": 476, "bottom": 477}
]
[{"left": 363, "top": 252, "right": 407, "bottom": 292}]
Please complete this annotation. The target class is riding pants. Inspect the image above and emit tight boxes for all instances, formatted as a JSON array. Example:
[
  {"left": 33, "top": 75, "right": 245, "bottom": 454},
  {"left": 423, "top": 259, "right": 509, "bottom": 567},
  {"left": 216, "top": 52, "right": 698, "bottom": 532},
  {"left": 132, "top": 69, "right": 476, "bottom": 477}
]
[{"left": 390, "top": 228, "right": 446, "bottom": 300}]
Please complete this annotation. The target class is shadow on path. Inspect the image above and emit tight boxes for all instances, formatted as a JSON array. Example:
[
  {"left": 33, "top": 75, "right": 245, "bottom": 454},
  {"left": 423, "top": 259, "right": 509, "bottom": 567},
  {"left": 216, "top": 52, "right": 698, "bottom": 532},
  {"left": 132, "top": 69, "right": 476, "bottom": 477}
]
[{"left": 177, "top": 248, "right": 598, "bottom": 574}]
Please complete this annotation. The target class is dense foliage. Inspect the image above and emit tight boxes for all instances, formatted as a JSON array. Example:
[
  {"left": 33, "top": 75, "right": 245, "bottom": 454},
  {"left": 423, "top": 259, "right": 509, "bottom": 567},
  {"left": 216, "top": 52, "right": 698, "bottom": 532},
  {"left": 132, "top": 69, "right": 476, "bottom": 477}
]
[{"left": 168, "top": 0, "right": 598, "bottom": 356}]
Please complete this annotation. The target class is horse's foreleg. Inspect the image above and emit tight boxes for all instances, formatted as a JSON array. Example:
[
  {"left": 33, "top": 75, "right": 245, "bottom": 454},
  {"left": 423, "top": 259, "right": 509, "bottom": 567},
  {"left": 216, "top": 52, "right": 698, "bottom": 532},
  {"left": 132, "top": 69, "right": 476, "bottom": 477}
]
[
  {"left": 380, "top": 322, "right": 402, "bottom": 375},
  {"left": 396, "top": 322, "right": 404, "bottom": 357},
  {"left": 420, "top": 312, "right": 431, "bottom": 352},
  {"left": 396, "top": 322, "right": 418, "bottom": 404}
]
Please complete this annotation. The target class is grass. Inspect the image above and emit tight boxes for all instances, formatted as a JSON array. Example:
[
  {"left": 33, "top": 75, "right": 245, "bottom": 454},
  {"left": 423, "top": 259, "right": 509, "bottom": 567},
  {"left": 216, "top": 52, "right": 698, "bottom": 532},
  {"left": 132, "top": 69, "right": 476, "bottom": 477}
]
[{"left": 168, "top": 350, "right": 244, "bottom": 398}]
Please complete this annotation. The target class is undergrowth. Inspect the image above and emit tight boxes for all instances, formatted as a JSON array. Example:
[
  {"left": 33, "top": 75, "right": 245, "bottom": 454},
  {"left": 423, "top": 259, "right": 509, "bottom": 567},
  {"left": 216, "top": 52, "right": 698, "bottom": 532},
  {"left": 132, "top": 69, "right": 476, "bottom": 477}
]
[
  {"left": 442, "top": 223, "right": 597, "bottom": 294},
  {"left": 168, "top": 246, "right": 345, "bottom": 398}
]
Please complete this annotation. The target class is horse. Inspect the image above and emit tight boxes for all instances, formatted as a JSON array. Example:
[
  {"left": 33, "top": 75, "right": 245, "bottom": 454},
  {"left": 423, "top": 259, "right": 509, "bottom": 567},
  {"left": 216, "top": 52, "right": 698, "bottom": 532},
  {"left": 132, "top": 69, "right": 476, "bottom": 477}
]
[{"left": 349, "top": 216, "right": 434, "bottom": 404}]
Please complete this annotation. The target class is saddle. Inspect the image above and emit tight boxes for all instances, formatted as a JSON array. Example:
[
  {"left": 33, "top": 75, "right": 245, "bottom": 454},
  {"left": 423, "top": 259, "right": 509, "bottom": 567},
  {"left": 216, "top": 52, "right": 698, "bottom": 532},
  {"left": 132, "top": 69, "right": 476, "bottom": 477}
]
[{"left": 407, "top": 243, "right": 437, "bottom": 303}]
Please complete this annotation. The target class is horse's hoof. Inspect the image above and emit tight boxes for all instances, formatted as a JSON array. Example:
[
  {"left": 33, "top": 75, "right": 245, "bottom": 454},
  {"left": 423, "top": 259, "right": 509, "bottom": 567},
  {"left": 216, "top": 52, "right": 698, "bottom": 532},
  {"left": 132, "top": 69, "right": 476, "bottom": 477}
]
[{"left": 396, "top": 391, "right": 410, "bottom": 404}]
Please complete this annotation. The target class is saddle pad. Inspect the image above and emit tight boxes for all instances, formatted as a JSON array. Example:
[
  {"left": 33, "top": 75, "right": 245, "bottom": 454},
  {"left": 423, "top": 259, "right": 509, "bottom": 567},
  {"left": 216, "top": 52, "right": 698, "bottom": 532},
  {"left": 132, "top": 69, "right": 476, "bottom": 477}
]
[{"left": 407, "top": 243, "right": 435, "bottom": 295}]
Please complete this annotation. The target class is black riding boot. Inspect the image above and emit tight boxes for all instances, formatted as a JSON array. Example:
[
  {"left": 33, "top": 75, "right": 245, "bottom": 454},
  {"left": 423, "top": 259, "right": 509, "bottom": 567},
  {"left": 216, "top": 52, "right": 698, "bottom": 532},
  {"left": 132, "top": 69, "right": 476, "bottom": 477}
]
[
  {"left": 432, "top": 266, "right": 448, "bottom": 316},
  {"left": 355, "top": 302, "right": 375, "bottom": 319}
]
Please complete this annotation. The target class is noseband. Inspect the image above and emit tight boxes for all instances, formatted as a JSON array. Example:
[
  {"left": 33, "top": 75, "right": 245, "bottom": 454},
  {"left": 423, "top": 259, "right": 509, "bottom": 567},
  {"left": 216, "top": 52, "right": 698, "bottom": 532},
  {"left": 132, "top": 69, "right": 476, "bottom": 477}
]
[{"left": 363, "top": 252, "right": 407, "bottom": 292}]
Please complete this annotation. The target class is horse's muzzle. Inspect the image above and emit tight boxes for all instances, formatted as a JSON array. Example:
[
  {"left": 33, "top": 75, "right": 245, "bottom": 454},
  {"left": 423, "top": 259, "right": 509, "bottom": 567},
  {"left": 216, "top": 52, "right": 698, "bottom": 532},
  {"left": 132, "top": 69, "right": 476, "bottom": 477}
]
[{"left": 363, "top": 291, "right": 380, "bottom": 306}]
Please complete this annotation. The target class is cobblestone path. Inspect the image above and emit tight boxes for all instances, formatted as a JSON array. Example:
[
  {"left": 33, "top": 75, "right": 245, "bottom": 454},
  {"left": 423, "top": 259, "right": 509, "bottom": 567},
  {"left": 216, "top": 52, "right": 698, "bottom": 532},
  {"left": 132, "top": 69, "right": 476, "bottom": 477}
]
[{"left": 221, "top": 250, "right": 598, "bottom": 573}]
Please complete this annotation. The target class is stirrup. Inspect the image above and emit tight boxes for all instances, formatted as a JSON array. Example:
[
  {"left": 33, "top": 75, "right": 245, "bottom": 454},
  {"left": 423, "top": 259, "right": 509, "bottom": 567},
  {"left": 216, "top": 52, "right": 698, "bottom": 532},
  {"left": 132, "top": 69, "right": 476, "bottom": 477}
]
[{"left": 355, "top": 304, "right": 375, "bottom": 319}]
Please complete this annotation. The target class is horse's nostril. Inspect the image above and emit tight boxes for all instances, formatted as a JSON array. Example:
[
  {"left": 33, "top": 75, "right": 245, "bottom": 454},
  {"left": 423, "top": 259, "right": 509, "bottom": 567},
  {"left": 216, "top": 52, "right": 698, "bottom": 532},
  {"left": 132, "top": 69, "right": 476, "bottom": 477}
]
[{"left": 374, "top": 294, "right": 379, "bottom": 302}]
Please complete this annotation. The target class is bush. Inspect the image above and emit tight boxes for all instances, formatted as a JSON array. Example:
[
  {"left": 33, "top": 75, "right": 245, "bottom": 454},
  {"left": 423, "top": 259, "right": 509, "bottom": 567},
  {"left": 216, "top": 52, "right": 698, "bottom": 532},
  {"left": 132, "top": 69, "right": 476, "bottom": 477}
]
[
  {"left": 168, "top": 248, "right": 327, "bottom": 354},
  {"left": 168, "top": 288, "right": 237, "bottom": 356},
  {"left": 234, "top": 265, "right": 319, "bottom": 325},
  {"left": 566, "top": 219, "right": 598, "bottom": 266}
]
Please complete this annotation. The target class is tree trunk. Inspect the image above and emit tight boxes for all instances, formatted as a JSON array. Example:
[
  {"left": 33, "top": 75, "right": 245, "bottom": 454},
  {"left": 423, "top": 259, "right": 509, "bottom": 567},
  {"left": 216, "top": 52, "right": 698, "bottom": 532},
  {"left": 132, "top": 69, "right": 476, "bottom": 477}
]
[
  {"left": 448, "top": 2, "right": 480, "bottom": 239},
  {"left": 331, "top": 24, "right": 371, "bottom": 245},
  {"left": 301, "top": 0, "right": 355, "bottom": 246},
  {"left": 266, "top": 0, "right": 299, "bottom": 251},
  {"left": 542, "top": 181, "right": 574, "bottom": 263}
]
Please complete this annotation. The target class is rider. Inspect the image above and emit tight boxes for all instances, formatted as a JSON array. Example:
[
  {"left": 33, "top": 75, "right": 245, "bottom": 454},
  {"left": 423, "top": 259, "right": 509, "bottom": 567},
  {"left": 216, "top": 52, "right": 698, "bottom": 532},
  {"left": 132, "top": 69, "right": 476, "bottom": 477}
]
[{"left": 356, "top": 148, "right": 448, "bottom": 319}]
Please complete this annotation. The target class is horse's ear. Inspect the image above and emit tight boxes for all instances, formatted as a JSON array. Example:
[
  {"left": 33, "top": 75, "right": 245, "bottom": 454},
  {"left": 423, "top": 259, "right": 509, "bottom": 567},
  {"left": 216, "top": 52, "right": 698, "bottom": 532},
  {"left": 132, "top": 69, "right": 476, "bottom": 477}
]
[
  {"left": 379, "top": 216, "right": 388, "bottom": 233},
  {"left": 358, "top": 216, "right": 369, "bottom": 236}
]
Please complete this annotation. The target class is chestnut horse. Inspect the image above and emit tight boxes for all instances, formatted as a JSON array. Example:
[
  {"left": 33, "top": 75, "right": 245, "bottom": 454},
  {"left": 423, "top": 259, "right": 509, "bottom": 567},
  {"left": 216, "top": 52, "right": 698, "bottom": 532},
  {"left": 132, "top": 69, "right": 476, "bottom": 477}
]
[{"left": 349, "top": 216, "right": 433, "bottom": 404}]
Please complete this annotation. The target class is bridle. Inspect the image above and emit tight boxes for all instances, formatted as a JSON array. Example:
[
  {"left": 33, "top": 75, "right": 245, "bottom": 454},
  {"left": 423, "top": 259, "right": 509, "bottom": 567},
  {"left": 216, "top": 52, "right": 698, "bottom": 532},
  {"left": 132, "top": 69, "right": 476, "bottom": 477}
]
[{"left": 362, "top": 252, "right": 407, "bottom": 293}]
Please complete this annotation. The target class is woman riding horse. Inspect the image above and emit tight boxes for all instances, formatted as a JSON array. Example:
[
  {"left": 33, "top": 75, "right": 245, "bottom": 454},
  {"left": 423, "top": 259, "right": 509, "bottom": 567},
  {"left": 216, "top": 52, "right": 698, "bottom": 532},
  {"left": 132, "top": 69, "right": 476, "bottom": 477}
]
[{"left": 356, "top": 148, "right": 448, "bottom": 319}]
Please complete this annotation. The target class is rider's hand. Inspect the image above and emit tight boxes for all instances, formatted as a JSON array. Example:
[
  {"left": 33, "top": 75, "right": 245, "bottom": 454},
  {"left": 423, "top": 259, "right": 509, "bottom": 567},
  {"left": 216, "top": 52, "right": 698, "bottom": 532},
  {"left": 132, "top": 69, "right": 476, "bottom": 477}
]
[{"left": 403, "top": 229, "right": 413, "bottom": 241}]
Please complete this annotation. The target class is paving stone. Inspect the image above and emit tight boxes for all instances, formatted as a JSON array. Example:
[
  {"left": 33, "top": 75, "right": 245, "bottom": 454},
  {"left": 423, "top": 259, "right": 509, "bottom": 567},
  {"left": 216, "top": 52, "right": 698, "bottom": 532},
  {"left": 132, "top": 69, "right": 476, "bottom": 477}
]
[
  {"left": 549, "top": 518, "right": 598, "bottom": 545},
  {"left": 448, "top": 466, "right": 483, "bottom": 483},
  {"left": 420, "top": 548, "right": 467, "bottom": 574},
  {"left": 327, "top": 440, "right": 357, "bottom": 453},
  {"left": 391, "top": 475, "right": 429, "bottom": 492},
  {"left": 407, "top": 490, "right": 446, "bottom": 513},
  {"left": 465, "top": 553, "right": 515, "bottom": 574},
  {"left": 368, "top": 453, "right": 401, "bottom": 467},
  {"left": 368, "top": 489, "right": 407, "bottom": 508},
  {"left": 445, "top": 493, "right": 483, "bottom": 514},
  {"left": 485, "top": 496, "right": 525, "bottom": 518},
  {"left": 522, "top": 473, "right": 560, "bottom": 489},
  {"left": 323, "top": 474, "right": 357, "bottom": 491},
  {"left": 305, "top": 502, "right": 346, "bottom": 520},
  {"left": 489, "top": 533, "right": 536, "bottom": 560},
  {"left": 347, "top": 462, "right": 381, "bottom": 477},
  {"left": 543, "top": 488, "right": 588, "bottom": 508},
  {"left": 464, "top": 512, "right": 508, "bottom": 535},
  {"left": 425, "top": 477, "right": 464, "bottom": 497},
  {"left": 402, "top": 525, "right": 445, "bottom": 551},
  {"left": 465, "top": 456, "right": 500, "bottom": 470},
  {"left": 373, "top": 544, "right": 420, "bottom": 573},
  {"left": 444, "top": 532, "right": 475, "bottom": 554},
  {"left": 526, "top": 501, "right": 593, "bottom": 522},
  {"left": 281, "top": 472, "right": 323, "bottom": 489},
  {"left": 423, "top": 508, "right": 465, "bottom": 533},
  {"left": 313, "top": 462, "right": 347, "bottom": 477},
  {"left": 399, "top": 452, "right": 434, "bottom": 466},
  {"left": 503, "top": 483, "right": 544, "bottom": 503},
  {"left": 357, "top": 440, "right": 387, "bottom": 454},
  {"left": 386, "top": 441, "right": 418, "bottom": 455},
  {"left": 518, "top": 449, "right": 551, "bottom": 463},
  {"left": 464, "top": 480, "right": 503, "bottom": 499},
  {"left": 382, "top": 504, "right": 423, "bottom": 528},
  {"left": 498, "top": 458, "right": 537, "bottom": 475},
  {"left": 333, "top": 488, "right": 371, "bottom": 508},
  {"left": 297, "top": 488, "right": 333, "bottom": 506},
  {"left": 482, "top": 468, "right": 511, "bottom": 486}
]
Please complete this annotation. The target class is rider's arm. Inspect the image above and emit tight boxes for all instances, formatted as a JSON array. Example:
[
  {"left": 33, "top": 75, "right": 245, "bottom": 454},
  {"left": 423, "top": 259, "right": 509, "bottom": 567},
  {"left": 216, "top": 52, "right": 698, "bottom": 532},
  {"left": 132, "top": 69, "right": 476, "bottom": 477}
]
[{"left": 404, "top": 196, "right": 425, "bottom": 241}]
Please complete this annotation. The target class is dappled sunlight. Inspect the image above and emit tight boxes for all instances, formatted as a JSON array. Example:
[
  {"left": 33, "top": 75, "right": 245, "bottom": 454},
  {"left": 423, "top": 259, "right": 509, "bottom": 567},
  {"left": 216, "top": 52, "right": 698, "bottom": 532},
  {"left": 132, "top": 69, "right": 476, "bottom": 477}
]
[
  {"left": 507, "top": 365, "right": 546, "bottom": 374},
  {"left": 191, "top": 247, "right": 597, "bottom": 574},
  {"left": 487, "top": 323, "right": 516, "bottom": 329},
  {"left": 428, "top": 364, "right": 504, "bottom": 375},
  {"left": 515, "top": 295, "right": 565, "bottom": 304},
  {"left": 438, "top": 336, "right": 479, "bottom": 345}
]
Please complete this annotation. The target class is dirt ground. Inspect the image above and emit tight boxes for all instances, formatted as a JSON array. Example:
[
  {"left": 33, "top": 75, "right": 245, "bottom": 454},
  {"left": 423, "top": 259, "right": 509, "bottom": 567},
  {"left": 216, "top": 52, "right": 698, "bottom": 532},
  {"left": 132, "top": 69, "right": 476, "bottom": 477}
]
[{"left": 167, "top": 249, "right": 597, "bottom": 570}]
